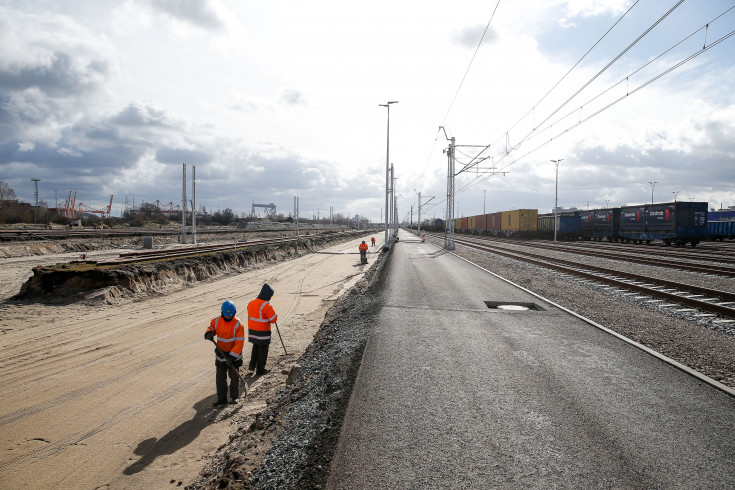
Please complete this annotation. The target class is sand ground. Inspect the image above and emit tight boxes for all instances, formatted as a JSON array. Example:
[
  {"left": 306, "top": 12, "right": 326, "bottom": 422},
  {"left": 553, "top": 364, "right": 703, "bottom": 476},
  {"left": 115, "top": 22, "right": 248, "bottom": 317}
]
[{"left": 0, "top": 234, "right": 380, "bottom": 488}]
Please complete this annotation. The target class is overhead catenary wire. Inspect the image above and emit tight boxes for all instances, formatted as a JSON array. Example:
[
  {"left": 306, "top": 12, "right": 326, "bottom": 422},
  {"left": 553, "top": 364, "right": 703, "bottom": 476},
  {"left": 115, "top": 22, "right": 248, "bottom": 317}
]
[
  {"left": 412, "top": 3, "right": 735, "bottom": 217},
  {"left": 454, "top": 5, "right": 735, "bottom": 197},
  {"left": 440, "top": 0, "right": 502, "bottom": 127}
]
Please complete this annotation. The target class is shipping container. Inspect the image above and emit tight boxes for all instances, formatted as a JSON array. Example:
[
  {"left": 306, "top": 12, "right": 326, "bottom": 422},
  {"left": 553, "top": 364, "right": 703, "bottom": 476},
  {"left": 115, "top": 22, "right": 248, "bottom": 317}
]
[
  {"left": 501, "top": 209, "right": 538, "bottom": 236},
  {"left": 620, "top": 201, "right": 707, "bottom": 246},
  {"left": 487, "top": 212, "right": 502, "bottom": 232},
  {"left": 477, "top": 214, "right": 487, "bottom": 231},
  {"left": 537, "top": 213, "right": 581, "bottom": 239},
  {"left": 460, "top": 217, "right": 468, "bottom": 231},
  {"left": 468, "top": 216, "right": 477, "bottom": 231},
  {"left": 454, "top": 218, "right": 461, "bottom": 232},
  {"left": 619, "top": 206, "right": 646, "bottom": 232},
  {"left": 578, "top": 210, "right": 595, "bottom": 233}
]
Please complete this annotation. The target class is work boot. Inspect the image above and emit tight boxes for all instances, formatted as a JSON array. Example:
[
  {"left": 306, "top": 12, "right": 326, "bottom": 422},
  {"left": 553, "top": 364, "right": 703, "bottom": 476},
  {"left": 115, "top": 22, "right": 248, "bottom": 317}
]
[
  {"left": 229, "top": 398, "right": 239, "bottom": 404},
  {"left": 213, "top": 399, "right": 227, "bottom": 407},
  {"left": 256, "top": 369, "right": 270, "bottom": 376}
]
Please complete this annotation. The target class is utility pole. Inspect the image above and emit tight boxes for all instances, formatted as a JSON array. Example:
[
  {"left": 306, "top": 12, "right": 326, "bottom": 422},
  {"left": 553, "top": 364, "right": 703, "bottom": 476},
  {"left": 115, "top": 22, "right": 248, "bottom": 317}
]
[
  {"left": 182, "top": 164, "right": 187, "bottom": 244},
  {"left": 390, "top": 163, "right": 395, "bottom": 241},
  {"left": 192, "top": 165, "right": 197, "bottom": 244},
  {"left": 439, "top": 127, "right": 505, "bottom": 250},
  {"left": 551, "top": 159, "right": 564, "bottom": 242},
  {"left": 441, "top": 129, "right": 456, "bottom": 250},
  {"left": 294, "top": 196, "right": 299, "bottom": 236},
  {"left": 417, "top": 191, "right": 435, "bottom": 234},
  {"left": 31, "top": 178, "right": 40, "bottom": 225},
  {"left": 379, "top": 101, "right": 398, "bottom": 249}
]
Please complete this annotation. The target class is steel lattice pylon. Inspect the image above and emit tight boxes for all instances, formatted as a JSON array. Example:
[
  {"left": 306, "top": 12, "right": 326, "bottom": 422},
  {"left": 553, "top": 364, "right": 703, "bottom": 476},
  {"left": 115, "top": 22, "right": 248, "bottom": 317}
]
[{"left": 444, "top": 136, "right": 456, "bottom": 250}]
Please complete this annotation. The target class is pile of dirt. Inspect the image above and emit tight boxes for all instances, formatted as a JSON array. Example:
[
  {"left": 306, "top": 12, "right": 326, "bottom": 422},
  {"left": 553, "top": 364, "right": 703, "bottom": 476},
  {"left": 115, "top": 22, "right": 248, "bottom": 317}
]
[
  {"left": 188, "top": 244, "right": 390, "bottom": 489},
  {"left": 13, "top": 233, "right": 365, "bottom": 304}
]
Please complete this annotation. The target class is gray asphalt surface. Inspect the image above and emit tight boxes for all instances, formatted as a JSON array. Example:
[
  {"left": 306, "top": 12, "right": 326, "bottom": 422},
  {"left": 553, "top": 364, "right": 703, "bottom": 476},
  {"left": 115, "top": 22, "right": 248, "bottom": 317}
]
[{"left": 327, "top": 230, "right": 735, "bottom": 489}]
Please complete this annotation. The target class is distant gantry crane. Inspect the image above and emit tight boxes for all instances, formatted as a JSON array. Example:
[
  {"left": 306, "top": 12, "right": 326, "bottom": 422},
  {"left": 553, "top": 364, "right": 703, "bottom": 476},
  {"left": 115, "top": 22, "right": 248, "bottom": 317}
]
[
  {"left": 251, "top": 201, "right": 277, "bottom": 218},
  {"left": 60, "top": 192, "right": 114, "bottom": 218},
  {"left": 156, "top": 200, "right": 182, "bottom": 214}
]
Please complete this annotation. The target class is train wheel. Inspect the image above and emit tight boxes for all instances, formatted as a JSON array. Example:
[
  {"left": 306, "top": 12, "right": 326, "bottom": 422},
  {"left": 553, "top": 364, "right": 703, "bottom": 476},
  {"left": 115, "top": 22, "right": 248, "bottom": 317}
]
[
  {"left": 690, "top": 240, "right": 699, "bottom": 248},
  {"left": 646, "top": 240, "right": 651, "bottom": 245},
  {"left": 664, "top": 239, "right": 672, "bottom": 246}
]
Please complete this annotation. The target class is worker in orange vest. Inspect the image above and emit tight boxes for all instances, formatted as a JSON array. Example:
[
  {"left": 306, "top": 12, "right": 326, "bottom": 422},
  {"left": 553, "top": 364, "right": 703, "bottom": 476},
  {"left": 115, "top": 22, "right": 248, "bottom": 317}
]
[
  {"left": 371, "top": 236, "right": 376, "bottom": 247},
  {"left": 204, "top": 300, "right": 245, "bottom": 406},
  {"left": 247, "top": 284, "right": 278, "bottom": 375},
  {"left": 359, "top": 240, "right": 369, "bottom": 264}
]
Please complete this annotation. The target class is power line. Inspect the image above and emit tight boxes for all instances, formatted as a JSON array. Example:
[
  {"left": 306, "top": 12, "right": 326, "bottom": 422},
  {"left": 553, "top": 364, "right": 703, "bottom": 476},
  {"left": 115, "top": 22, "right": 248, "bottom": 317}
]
[
  {"left": 458, "top": 3, "right": 735, "bottom": 189},
  {"left": 440, "top": 0, "right": 502, "bottom": 126},
  {"left": 498, "top": 0, "right": 642, "bottom": 143}
]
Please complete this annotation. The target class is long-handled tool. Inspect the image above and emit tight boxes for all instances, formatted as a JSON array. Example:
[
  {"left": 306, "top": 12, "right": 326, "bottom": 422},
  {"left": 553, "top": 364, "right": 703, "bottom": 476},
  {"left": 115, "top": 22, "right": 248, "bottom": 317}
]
[
  {"left": 274, "top": 322, "right": 288, "bottom": 355},
  {"left": 208, "top": 338, "right": 248, "bottom": 396}
]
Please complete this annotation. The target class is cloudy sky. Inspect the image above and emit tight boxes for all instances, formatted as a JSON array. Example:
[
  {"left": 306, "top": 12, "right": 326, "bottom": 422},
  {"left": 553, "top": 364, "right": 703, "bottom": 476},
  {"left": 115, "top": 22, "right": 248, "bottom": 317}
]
[{"left": 1, "top": 0, "right": 734, "bottom": 222}]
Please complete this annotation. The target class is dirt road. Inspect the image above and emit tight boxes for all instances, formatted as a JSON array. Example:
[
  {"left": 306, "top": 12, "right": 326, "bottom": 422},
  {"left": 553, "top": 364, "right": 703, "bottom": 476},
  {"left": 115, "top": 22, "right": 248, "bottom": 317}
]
[{"left": 0, "top": 235, "right": 380, "bottom": 488}]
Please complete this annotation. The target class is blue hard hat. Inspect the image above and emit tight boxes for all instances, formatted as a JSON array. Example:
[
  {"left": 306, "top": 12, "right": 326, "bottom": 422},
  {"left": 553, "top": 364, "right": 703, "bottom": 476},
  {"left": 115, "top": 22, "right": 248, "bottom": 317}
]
[{"left": 221, "top": 300, "right": 236, "bottom": 317}]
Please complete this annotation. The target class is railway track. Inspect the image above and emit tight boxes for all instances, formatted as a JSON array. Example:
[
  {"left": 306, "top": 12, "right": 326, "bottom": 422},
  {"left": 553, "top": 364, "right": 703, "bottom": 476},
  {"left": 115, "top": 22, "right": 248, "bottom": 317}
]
[
  {"left": 560, "top": 239, "right": 735, "bottom": 264},
  {"left": 433, "top": 234, "right": 735, "bottom": 322},
  {"left": 79, "top": 233, "right": 346, "bottom": 266},
  {"left": 479, "top": 237, "right": 735, "bottom": 276}
]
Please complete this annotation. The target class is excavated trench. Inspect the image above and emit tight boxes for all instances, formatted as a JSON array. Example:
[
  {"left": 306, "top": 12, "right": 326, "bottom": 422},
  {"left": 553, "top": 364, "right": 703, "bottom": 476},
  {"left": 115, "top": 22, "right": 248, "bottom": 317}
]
[{"left": 13, "top": 232, "right": 364, "bottom": 304}]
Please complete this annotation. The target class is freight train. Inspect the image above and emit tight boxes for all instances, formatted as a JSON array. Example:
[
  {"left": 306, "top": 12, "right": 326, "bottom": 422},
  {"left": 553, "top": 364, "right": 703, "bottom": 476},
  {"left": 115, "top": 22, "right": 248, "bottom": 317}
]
[{"left": 450, "top": 201, "right": 733, "bottom": 247}]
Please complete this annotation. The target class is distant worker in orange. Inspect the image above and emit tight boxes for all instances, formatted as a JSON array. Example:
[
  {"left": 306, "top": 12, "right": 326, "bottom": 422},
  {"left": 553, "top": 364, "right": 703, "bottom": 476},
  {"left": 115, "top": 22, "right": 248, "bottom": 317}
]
[
  {"left": 371, "top": 236, "right": 376, "bottom": 247},
  {"left": 359, "top": 240, "right": 369, "bottom": 264},
  {"left": 204, "top": 300, "right": 245, "bottom": 406},
  {"left": 247, "top": 284, "right": 278, "bottom": 375}
]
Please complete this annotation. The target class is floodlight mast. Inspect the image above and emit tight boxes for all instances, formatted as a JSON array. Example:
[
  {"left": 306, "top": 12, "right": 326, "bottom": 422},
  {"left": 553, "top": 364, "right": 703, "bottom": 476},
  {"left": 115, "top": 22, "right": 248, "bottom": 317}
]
[
  {"left": 379, "top": 101, "right": 398, "bottom": 249},
  {"left": 551, "top": 159, "right": 564, "bottom": 242}
]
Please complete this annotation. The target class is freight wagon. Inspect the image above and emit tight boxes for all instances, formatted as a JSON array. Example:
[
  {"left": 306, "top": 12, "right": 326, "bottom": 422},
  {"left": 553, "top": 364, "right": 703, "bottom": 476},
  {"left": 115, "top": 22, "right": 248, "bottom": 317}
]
[
  {"left": 618, "top": 201, "right": 707, "bottom": 246},
  {"left": 500, "top": 209, "right": 537, "bottom": 237},
  {"left": 487, "top": 212, "right": 502, "bottom": 233},
  {"left": 708, "top": 220, "right": 735, "bottom": 240},
  {"left": 537, "top": 213, "right": 581, "bottom": 240},
  {"left": 578, "top": 208, "right": 620, "bottom": 241}
]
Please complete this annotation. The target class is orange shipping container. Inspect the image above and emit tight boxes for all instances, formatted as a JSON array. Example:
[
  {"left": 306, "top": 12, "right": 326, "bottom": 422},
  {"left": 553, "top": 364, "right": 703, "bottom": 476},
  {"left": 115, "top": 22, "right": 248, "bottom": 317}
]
[
  {"left": 487, "top": 212, "right": 502, "bottom": 231},
  {"left": 468, "top": 216, "right": 477, "bottom": 230},
  {"left": 477, "top": 214, "right": 487, "bottom": 231}
]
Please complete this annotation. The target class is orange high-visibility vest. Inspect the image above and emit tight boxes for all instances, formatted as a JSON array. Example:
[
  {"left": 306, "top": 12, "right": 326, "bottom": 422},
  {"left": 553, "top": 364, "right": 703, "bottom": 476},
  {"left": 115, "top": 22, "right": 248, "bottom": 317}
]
[
  {"left": 206, "top": 316, "right": 245, "bottom": 361},
  {"left": 359, "top": 242, "right": 368, "bottom": 252},
  {"left": 247, "top": 298, "right": 277, "bottom": 345}
]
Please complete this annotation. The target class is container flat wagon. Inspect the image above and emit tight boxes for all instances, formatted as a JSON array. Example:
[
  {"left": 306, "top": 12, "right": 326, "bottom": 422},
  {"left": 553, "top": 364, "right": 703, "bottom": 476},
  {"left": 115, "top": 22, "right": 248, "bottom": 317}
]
[
  {"left": 487, "top": 212, "right": 502, "bottom": 234},
  {"left": 579, "top": 208, "right": 619, "bottom": 241},
  {"left": 537, "top": 213, "right": 581, "bottom": 240},
  {"left": 619, "top": 201, "right": 707, "bottom": 247},
  {"left": 501, "top": 209, "right": 537, "bottom": 238}
]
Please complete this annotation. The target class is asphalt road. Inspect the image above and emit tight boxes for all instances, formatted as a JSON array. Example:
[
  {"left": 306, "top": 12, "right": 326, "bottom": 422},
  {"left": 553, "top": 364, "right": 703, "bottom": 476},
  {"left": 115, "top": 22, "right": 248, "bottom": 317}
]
[{"left": 327, "top": 230, "right": 735, "bottom": 489}]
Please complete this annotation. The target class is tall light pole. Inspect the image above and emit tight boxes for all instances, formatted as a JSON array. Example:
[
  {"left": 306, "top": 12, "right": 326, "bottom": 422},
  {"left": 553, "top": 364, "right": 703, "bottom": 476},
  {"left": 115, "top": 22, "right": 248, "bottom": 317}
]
[
  {"left": 672, "top": 190, "right": 679, "bottom": 202},
  {"left": 379, "top": 101, "right": 398, "bottom": 249},
  {"left": 648, "top": 181, "right": 658, "bottom": 204},
  {"left": 483, "top": 189, "right": 487, "bottom": 215},
  {"left": 551, "top": 159, "right": 564, "bottom": 241}
]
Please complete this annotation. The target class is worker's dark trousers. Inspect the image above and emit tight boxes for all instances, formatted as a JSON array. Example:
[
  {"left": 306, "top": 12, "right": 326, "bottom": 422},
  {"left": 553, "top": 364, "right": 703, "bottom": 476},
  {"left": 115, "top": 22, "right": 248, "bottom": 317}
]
[
  {"left": 215, "top": 362, "right": 239, "bottom": 401},
  {"left": 249, "top": 343, "right": 269, "bottom": 373}
]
